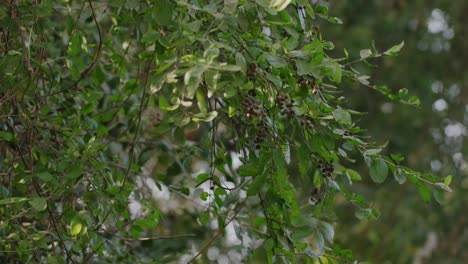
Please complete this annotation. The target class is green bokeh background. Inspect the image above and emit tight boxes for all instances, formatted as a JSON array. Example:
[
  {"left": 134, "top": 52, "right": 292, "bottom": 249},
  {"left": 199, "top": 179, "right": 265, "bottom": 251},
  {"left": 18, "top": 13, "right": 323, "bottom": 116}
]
[{"left": 320, "top": 1, "right": 467, "bottom": 263}]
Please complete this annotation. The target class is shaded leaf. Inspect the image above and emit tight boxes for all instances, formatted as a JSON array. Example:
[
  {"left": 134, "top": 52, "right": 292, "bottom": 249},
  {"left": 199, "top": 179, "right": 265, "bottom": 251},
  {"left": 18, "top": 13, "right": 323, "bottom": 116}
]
[
  {"left": 393, "top": 168, "right": 407, "bottom": 184},
  {"left": 333, "top": 109, "right": 351, "bottom": 126},
  {"left": 29, "top": 197, "right": 47, "bottom": 211},
  {"left": 369, "top": 158, "right": 388, "bottom": 183},
  {"left": 355, "top": 208, "right": 372, "bottom": 220}
]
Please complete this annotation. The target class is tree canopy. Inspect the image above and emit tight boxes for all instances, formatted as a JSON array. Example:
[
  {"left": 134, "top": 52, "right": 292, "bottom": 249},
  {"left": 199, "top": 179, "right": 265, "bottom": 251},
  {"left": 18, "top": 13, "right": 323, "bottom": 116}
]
[{"left": 0, "top": 1, "right": 457, "bottom": 263}]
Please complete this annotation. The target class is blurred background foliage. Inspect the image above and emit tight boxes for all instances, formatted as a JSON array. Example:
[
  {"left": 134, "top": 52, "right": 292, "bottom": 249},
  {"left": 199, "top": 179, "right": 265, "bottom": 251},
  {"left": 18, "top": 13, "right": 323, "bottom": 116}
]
[{"left": 319, "top": 1, "right": 467, "bottom": 263}]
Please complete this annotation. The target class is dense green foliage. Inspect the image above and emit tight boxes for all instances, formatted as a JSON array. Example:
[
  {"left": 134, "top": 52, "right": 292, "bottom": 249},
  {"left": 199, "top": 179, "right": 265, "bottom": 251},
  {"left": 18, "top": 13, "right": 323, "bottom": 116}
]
[
  {"left": 319, "top": 1, "right": 467, "bottom": 263},
  {"left": 0, "top": 1, "right": 455, "bottom": 263}
]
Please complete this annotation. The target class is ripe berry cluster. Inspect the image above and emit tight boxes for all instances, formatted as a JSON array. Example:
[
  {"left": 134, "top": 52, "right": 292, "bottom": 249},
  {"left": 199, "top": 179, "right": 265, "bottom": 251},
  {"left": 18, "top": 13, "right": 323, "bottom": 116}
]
[
  {"left": 276, "top": 93, "right": 295, "bottom": 118},
  {"left": 318, "top": 160, "right": 334, "bottom": 177},
  {"left": 248, "top": 63, "right": 258, "bottom": 81},
  {"left": 254, "top": 122, "right": 268, "bottom": 149},
  {"left": 298, "top": 78, "right": 321, "bottom": 94},
  {"left": 309, "top": 187, "right": 321, "bottom": 206},
  {"left": 299, "top": 78, "right": 312, "bottom": 88},
  {"left": 241, "top": 94, "right": 269, "bottom": 149},
  {"left": 242, "top": 96, "right": 267, "bottom": 120},
  {"left": 299, "top": 119, "right": 313, "bottom": 129}
]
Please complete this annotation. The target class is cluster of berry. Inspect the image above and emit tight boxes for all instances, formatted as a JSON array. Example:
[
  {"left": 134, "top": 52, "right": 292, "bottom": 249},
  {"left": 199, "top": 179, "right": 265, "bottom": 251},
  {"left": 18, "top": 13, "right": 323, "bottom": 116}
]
[
  {"left": 309, "top": 187, "right": 321, "bottom": 206},
  {"left": 318, "top": 160, "right": 334, "bottom": 177},
  {"left": 241, "top": 94, "right": 269, "bottom": 149},
  {"left": 248, "top": 63, "right": 258, "bottom": 81},
  {"left": 299, "top": 119, "right": 313, "bottom": 129},
  {"left": 254, "top": 122, "right": 268, "bottom": 149},
  {"left": 299, "top": 78, "right": 312, "bottom": 88},
  {"left": 242, "top": 96, "right": 267, "bottom": 120},
  {"left": 276, "top": 93, "right": 295, "bottom": 118}
]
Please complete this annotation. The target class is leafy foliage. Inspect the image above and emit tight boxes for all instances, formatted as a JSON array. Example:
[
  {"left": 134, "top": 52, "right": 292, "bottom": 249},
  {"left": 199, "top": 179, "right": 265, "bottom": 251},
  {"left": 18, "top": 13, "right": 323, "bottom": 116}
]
[{"left": 0, "top": 0, "right": 451, "bottom": 263}]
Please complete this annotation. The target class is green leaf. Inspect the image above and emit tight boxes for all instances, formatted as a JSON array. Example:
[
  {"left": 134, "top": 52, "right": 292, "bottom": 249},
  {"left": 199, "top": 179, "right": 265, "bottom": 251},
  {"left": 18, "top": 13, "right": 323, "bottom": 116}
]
[
  {"left": 324, "top": 61, "right": 342, "bottom": 83},
  {"left": 0, "top": 131, "right": 13, "bottom": 141},
  {"left": 384, "top": 41, "right": 405, "bottom": 56},
  {"left": 235, "top": 52, "right": 247, "bottom": 74},
  {"left": 29, "top": 197, "right": 47, "bottom": 211},
  {"left": 369, "top": 158, "right": 389, "bottom": 183},
  {"left": 68, "top": 33, "right": 82, "bottom": 57},
  {"left": 418, "top": 184, "right": 431, "bottom": 203},
  {"left": 203, "top": 47, "right": 220, "bottom": 64},
  {"left": 0, "top": 197, "right": 29, "bottom": 205},
  {"left": 192, "top": 111, "right": 218, "bottom": 122},
  {"left": 297, "top": 144, "right": 310, "bottom": 175},
  {"left": 37, "top": 172, "right": 56, "bottom": 182},
  {"left": 333, "top": 109, "right": 351, "bottom": 126},
  {"left": 327, "top": 16, "right": 343, "bottom": 24},
  {"left": 364, "top": 148, "right": 382, "bottom": 156},
  {"left": 393, "top": 168, "right": 407, "bottom": 184},
  {"left": 296, "top": 60, "right": 317, "bottom": 76},
  {"left": 433, "top": 189, "right": 445, "bottom": 204},
  {"left": 196, "top": 89, "right": 208, "bottom": 113},
  {"left": 292, "top": 227, "right": 315, "bottom": 241},
  {"left": 272, "top": 149, "right": 287, "bottom": 178},
  {"left": 345, "top": 169, "right": 362, "bottom": 181},
  {"left": 408, "top": 96, "right": 420, "bottom": 106},
  {"left": 247, "top": 172, "right": 267, "bottom": 196},
  {"left": 265, "top": 238, "right": 274, "bottom": 264},
  {"left": 256, "top": 0, "right": 291, "bottom": 13},
  {"left": 70, "top": 218, "right": 82, "bottom": 236},
  {"left": 199, "top": 210, "right": 210, "bottom": 225},
  {"left": 315, "top": 5, "right": 328, "bottom": 15},
  {"left": 265, "top": 53, "right": 288, "bottom": 68},
  {"left": 184, "top": 66, "right": 206, "bottom": 99},
  {"left": 173, "top": 127, "right": 186, "bottom": 145},
  {"left": 204, "top": 70, "right": 220, "bottom": 97},
  {"left": 224, "top": 0, "right": 238, "bottom": 14},
  {"left": 158, "top": 95, "right": 169, "bottom": 110},
  {"left": 398, "top": 88, "right": 408, "bottom": 98},
  {"left": 214, "top": 188, "right": 227, "bottom": 196},
  {"left": 239, "top": 164, "right": 257, "bottom": 177},
  {"left": 200, "top": 191, "right": 209, "bottom": 201},
  {"left": 153, "top": 0, "right": 174, "bottom": 26},
  {"left": 215, "top": 64, "right": 241, "bottom": 71},
  {"left": 125, "top": 0, "right": 140, "bottom": 10},
  {"left": 390, "top": 153, "right": 405, "bottom": 163},
  {"left": 196, "top": 173, "right": 210, "bottom": 183},
  {"left": 141, "top": 31, "right": 160, "bottom": 44},
  {"left": 444, "top": 175, "right": 452, "bottom": 186},
  {"left": 355, "top": 208, "right": 372, "bottom": 220}
]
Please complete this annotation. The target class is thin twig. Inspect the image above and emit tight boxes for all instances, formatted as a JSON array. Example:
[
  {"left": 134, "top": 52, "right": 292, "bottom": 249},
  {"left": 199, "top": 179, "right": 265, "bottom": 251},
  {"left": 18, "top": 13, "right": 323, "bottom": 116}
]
[
  {"left": 118, "top": 234, "right": 196, "bottom": 241},
  {"left": 187, "top": 198, "right": 247, "bottom": 263},
  {"left": 25, "top": 118, "right": 76, "bottom": 263},
  {"left": 67, "top": 0, "right": 102, "bottom": 90}
]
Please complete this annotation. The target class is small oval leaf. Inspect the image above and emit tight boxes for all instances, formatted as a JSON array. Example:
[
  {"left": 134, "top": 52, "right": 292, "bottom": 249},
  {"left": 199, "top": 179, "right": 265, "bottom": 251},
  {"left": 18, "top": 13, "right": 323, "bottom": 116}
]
[{"left": 369, "top": 158, "right": 388, "bottom": 183}]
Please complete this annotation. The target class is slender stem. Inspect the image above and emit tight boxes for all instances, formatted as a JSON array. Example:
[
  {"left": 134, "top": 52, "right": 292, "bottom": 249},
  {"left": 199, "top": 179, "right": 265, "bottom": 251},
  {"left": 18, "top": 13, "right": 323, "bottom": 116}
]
[{"left": 187, "top": 199, "right": 247, "bottom": 263}]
